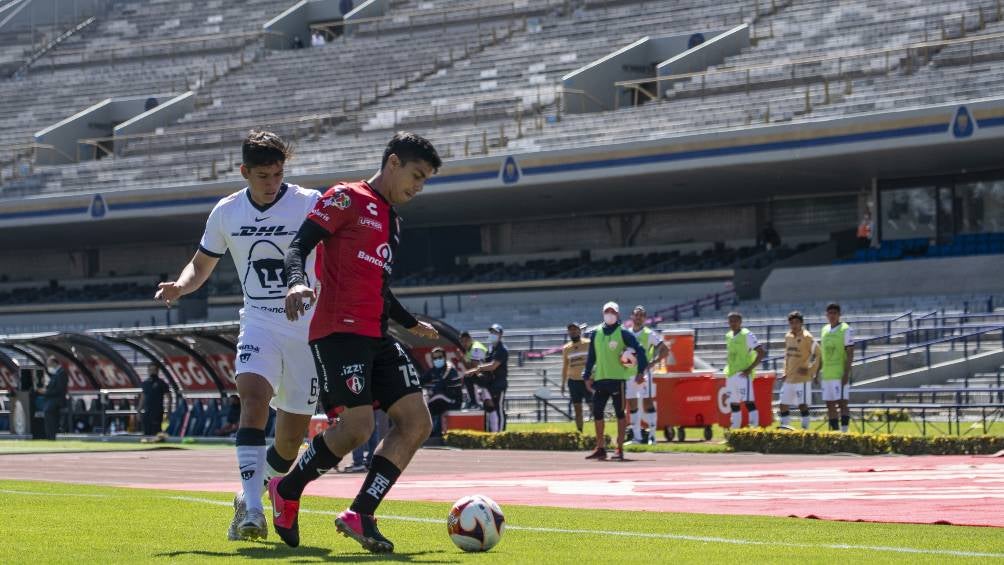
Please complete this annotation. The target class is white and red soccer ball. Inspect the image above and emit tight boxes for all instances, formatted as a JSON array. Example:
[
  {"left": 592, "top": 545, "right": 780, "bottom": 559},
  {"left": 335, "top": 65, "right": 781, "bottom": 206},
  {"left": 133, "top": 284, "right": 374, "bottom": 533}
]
[{"left": 447, "top": 495, "right": 505, "bottom": 552}]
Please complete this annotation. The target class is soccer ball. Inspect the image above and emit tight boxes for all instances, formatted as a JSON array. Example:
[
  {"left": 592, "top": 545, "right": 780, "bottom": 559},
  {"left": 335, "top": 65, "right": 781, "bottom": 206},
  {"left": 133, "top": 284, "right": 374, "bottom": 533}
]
[
  {"left": 620, "top": 349, "right": 637, "bottom": 368},
  {"left": 447, "top": 495, "right": 505, "bottom": 552}
]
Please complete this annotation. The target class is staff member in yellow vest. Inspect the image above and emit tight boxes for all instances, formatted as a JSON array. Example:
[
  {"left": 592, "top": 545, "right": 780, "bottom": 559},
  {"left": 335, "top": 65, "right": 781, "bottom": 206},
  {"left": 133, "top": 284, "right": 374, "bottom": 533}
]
[
  {"left": 819, "top": 303, "right": 854, "bottom": 432},
  {"left": 582, "top": 302, "right": 647, "bottom": 461},
  {"left": 561, "top": 322, "right": 592, "bottom": 433},
  {"left": 459, "top": 331, "right": 489, "bottom": 410},
  {"left": 779, "top": 311, "right": 819, "bottom": 430},
  {"left": 627, "top": 306, "right": 668, "bottom": 445},
  {"left": 724, "top": 312, "right": 765, "bottom": 429}
]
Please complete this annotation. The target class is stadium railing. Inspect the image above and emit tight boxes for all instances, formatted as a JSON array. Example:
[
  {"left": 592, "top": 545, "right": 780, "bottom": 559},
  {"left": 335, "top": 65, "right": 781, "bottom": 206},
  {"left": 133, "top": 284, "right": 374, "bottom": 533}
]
[{"left": 614, "top": 30, "right": 1004, "bottom": 108}]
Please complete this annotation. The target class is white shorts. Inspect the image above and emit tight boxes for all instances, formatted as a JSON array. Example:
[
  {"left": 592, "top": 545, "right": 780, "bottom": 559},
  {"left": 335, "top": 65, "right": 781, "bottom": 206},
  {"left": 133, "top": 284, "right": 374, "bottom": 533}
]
[
  {"left": 780, "top": 381, "right": 811, "bottom": 406},
  {"left": 625, "top": 373, "right": 654, "bottom": 399},
  {"left": 821, "top": 380, "right": 850, "bottom": 402},
  {"left": 236, "top": 324, "right": 318, "bottom": 415},
  {"left": 726, "top": 375, "right": 754, "bottom": 404}
]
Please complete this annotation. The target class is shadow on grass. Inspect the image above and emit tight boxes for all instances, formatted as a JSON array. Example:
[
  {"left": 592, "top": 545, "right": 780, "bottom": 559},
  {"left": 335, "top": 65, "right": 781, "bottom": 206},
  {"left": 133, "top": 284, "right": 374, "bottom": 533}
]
[{"left": 155, "top": 542, "right": 462, "bottom": 563}]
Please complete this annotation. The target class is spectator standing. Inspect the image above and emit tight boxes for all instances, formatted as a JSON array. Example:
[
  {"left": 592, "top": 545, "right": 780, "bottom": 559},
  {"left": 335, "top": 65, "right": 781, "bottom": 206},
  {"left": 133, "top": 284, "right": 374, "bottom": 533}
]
[
  {"left": 139, "top": 364, "right": 170, "bottom": 436},
  {"left": 760, "top": 221, "right": 781, "bottom": 250},
  {"left": 561, "top": 322, "right": 591, "bottom": 433},
  {"left": 582, "top": 302, "right": 647, "bottom": 461},
  {"left": 626, "top": 306, "right": 668, "bottom": 444},
  {"left": 465, "top": 324, "right": 508, "bottom": 432},
  {"left": 40, "top": 357, "right": 68, "bottom": 440},
  {"left": 819, "top": 303, "right": 854, "bottom": 432},
  {"left": 779, "top": 311, "right": 819, "bottom": 430},
  {"left": 724, "top": 312, "right": 765, "bottom": 429},
  {"left": 292, "top": 35, "right": 304, "bottom": 49},
  {"left": 421, "top": 347, "right": 463, "bottom": 437},
  {"left": 857, "top": 212, "right": 873, "bottom": 248},
  {"left": 459, "top": 331, "right": 488, "bottom": 409}
]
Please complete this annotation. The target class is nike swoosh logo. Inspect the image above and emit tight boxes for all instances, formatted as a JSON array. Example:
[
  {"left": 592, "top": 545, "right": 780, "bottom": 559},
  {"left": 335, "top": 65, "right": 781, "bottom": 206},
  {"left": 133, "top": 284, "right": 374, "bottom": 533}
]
[
  {"left": 255, "top": 216, "right": 271, "bottom": 222},
  {"left": 240, "top": 464, "right": 255, "bottom": 470}
]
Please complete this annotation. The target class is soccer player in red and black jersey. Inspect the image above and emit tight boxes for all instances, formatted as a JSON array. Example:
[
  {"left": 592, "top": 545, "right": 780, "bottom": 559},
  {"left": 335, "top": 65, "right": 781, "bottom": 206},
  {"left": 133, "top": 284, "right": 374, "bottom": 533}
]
[{"left": 268, "top": 132, "right": 441, "bottom": 553}]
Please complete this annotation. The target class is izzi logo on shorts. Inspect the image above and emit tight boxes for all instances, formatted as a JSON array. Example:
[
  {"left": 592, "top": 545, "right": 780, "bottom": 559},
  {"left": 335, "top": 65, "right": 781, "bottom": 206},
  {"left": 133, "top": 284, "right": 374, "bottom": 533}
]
[{"left": 340, "top": 363, "right": 364, "bottom": 376}]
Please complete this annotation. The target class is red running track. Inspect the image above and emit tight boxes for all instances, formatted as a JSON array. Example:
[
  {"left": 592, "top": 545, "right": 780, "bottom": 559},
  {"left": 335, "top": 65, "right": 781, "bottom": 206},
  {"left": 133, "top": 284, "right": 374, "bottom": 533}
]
[{"left": 3, "top": 448, "right": 1002, "bottom": 527}]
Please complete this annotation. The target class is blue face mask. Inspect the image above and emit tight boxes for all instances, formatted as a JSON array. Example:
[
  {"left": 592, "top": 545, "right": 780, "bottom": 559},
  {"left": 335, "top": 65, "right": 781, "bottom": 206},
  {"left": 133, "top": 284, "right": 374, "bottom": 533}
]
[
  {"left": 489, "top": 334, "right": 500, "bottom": 344},
  {"left": 433, "top": 358, "right": 445, "bottom": 369}
]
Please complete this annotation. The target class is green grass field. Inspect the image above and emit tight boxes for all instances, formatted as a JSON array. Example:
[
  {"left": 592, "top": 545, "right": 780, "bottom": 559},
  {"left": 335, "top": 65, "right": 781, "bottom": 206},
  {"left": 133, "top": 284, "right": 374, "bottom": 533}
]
[{"left": 0, "top": 480, "right": 1001, "bottom": 564}]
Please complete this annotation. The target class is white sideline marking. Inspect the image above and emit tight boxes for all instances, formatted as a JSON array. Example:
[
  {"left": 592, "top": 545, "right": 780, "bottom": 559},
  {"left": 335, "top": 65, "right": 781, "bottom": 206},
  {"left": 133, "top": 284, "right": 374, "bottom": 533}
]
[
  {"left": 3, "top": 490, "right": 1001, "bottom": 558},
  {"left": 164, "top": 495, "right": 1004, "bottom": 559}
]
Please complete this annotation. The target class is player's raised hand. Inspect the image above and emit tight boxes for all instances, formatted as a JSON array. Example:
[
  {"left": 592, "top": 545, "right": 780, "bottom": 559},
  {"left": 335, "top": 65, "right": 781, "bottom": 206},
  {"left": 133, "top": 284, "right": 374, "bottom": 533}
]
[
  {"left": 154, "top": 281, "right": 183, "bottom": 307},
  {"left": 409, "top": 320, "right": 439, "bottom": 340},
  {"left": 285, "top": 284, "right": 316, "bottom": 321}
]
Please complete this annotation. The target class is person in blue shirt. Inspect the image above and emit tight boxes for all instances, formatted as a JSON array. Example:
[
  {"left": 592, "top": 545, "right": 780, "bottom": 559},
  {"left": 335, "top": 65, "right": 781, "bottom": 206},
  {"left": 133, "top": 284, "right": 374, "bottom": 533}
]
[{"left": 581, "top": 302, "right": 647, "bottom": 461}]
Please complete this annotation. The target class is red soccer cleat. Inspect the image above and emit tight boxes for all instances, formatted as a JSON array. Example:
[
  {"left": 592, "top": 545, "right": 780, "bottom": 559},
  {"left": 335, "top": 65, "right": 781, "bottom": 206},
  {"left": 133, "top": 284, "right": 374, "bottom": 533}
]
[{"left": 267, "top": 477, "right": 301, "bottom": 548}]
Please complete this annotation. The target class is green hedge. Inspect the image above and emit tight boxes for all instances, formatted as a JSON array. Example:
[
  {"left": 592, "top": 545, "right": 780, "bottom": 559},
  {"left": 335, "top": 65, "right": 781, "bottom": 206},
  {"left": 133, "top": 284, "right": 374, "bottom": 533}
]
[
  {"left": 443, "top": 430, "right": 609, "bottom": 451},
  {"left": 727, "top": 428, "right": 1004, "bottom": 455}
]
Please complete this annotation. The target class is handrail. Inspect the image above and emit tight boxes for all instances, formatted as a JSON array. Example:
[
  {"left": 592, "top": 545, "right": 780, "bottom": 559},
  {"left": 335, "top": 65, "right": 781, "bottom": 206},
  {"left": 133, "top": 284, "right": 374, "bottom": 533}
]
[
  {"left": 857, "top": 324, "right": 1004, "bottom": 364},
  {"left": 614, "top": 28, "right": 1004, "bottom": 102},
  {"left": 312, "top": 0, "right": 558, "bottom": 31},
  {"left": 559, "top": 87, "right": 611, "bottom": 112},
  {"left": 37, "top": 29, "right": 283, "bottom": 62}
]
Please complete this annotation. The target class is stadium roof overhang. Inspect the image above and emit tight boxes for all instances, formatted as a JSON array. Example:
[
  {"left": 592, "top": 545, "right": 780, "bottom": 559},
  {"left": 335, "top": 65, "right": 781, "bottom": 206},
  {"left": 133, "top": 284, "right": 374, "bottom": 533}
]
[{"left": 0, "top": 97, "right": 1001, "bottom": 239}]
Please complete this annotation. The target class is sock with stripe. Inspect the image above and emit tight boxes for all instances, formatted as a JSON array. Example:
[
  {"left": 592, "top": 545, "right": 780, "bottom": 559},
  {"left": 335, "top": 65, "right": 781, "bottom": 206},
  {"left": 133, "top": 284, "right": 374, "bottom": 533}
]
[{"left": 236, "top": 428, "right": 267, "bottom": 512}]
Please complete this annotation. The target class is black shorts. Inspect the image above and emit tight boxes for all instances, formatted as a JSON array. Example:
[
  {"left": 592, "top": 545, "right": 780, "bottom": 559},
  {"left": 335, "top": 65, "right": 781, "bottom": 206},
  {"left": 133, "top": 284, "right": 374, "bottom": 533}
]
[
  {"left": 567, "top": 379, "right": 593, "bottom": 404},
  {"left": 310, "top": 332, "right": 421, "bottom": 416},
  {"left": 591, "top": 379, "right": 626, "bottom": 420}
]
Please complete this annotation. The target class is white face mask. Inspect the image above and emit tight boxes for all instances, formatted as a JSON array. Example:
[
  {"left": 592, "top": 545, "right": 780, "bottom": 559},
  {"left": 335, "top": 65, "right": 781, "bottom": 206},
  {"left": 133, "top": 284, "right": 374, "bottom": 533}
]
[
  {"left": 489, "top": 334, "right": 500, "bottom": 344},
  {"left": 603, "top": 313, "right": 618, "bottom": 325}
]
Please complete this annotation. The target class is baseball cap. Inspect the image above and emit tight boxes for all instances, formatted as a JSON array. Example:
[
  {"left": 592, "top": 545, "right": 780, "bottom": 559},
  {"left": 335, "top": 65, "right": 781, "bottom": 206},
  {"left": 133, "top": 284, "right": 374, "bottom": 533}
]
[
  {"left": 566, "top": 321, "right": 581, "bottom": 330},
  {"left": 602, "top": 301, "right": 619, "bottom": 314},
  {"left": 489, "top": 323, "right": 504, "bottom": 334}
]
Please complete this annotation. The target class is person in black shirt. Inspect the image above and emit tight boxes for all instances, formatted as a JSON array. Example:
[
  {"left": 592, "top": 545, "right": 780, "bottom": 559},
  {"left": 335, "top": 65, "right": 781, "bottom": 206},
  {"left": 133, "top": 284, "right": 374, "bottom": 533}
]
[
  {"left": 139, "top": 364, "right": 170, "bottom": 436},
  {"left": 421, "top": 347, "right": 462, "bottom": 437},
  {"left": 39, "top": 357, "right": 68, "bottom": 440},
  {"left": 465, "top": 324, "right": 508, "bottom": 432}
]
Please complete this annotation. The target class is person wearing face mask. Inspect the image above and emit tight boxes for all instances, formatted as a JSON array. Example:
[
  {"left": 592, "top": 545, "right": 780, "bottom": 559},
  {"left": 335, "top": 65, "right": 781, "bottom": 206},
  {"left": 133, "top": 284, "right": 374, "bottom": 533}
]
[
  {"left": 581, "top": 302, "right": 647, "bottom": 461},
  {"left": 39, "top": 357, "right": 69, "bottom": 440},
  {"left": 458, "top": 331, "right": 488, "bottom": 410},
  {"left": 421, "top": 347, "right": 462, "bottom": 437},
  {"left": 561, "top": 322, "right": 591, "bottom": 433},
  {"left": 465, "top": 324, "right": 508, "bottom": 432}
]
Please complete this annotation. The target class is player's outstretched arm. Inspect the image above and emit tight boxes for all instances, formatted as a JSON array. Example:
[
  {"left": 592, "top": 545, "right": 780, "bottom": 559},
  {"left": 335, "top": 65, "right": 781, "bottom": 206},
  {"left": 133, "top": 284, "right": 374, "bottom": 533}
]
[
  {"left": 388, "top": 290, "right": 439, "bottom": 339},
  {"left": 284, "top": 219, "right": 327, "bottom": 321},
  {"left": 154, "top": 250, "right": 219, "bottom": 307}
]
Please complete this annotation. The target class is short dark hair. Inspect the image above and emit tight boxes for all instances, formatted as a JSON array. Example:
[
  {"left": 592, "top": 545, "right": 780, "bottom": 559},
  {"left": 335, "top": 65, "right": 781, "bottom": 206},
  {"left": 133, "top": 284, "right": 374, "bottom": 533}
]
[
  {"left": 459, "top": 331, "right": 471, "bottom": 339},
  {"left": 787, "top": 310, "right": 804, "bottom": 322},
  {"left": 826, "top": 303, "right": 841, "bottom": 313},
  {"left": 242, "top": 129, "right": 291, "bottom": 169},
  {"left": 381, "top": 131, "right": 441, "bottom": 173}
]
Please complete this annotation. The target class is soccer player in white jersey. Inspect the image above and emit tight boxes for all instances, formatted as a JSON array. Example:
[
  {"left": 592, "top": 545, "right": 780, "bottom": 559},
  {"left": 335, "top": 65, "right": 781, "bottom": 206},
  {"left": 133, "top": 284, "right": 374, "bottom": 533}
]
[
  {"left": 154, "top": 131, "right": 320, "bottom": 541},
  {"left": 626, "top": 306, "right": 667, "bottom": 444}
]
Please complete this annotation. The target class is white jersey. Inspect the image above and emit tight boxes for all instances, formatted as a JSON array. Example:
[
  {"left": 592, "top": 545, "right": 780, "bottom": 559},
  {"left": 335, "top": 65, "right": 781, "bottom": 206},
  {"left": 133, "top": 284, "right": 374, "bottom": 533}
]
[{"left": 199, "top": 183, "right": 319, "bottom": 336}]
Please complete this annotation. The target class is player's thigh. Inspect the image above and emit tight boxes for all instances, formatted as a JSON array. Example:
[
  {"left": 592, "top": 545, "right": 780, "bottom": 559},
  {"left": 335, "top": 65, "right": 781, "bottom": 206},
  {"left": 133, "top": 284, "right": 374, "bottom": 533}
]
[
  {"left": 236, "top": 325, "right": 282, "bottom": 396},
  {"left": 780, "top": 382, "right": 798, "bottom": 406},
  {"left": 371, "top": 338, "right": 423, "bottom": 413},
  {"left": 385, "top": 388, "right": 431, "bottom": 434},
  {"left": 273, "top": 333, "right": 319, "bottom": 416},
  {"left": 309, "top": 332, "right": 377, "bottom": 416},
  {"left": 591, "top": 383, "right": 611, "bottom": 418},
  {"left": 821, "top": 380, "right": 842, "bottom": 402},
  {"left": 568, "top": 380, "right": 589, "bottom": 404},
  {"left": 726, "top": 376, "right": 750, "bottom": 403}
]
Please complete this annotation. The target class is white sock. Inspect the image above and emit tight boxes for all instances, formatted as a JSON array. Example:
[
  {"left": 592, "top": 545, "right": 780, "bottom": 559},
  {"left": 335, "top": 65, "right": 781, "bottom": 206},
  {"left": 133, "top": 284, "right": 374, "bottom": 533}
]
[
  {"left": 731, "top": 410, "right": 741, "bottom": 429},
  {"left": 630, "top": 411, "right": 642, "bottom": 440},
  {"left": 840, "top": 424, "right": 849, "bottom": 433},
  {"left": 748, "top": 410, "right": 759, "bottom": 427},
  {"left": 646, "top": 411, "right": 657, "bottom": 433},
  {"left": 488, "top": 410, "right": 500, "bottom": 432},
  {"left": 237, "top": 445, "right": 266, "bottom": 512},
  {"left": 780, "top": 414, "right": 790, "bottom": 427},
  {"left": 801, "top": 415, "right": 810, "bottom": 429}
]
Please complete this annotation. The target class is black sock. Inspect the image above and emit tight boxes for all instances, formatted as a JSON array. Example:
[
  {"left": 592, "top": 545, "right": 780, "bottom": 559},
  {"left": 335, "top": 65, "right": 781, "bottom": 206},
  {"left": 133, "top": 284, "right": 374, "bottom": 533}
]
[
  {"left": 828, "top": 418, "right": 839, "bottom": 430},
  {"left": 263, "top": 445, "right": 295, "bottom": 486},
  {"left": 278, "top": 434, "right": 341, "bottom": 500},
  {"left": 840, "top": 414, "right": 850, "bottom": 427},
  {"left": 350, "top": 455, "right": 402, "bottom": 516}
]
